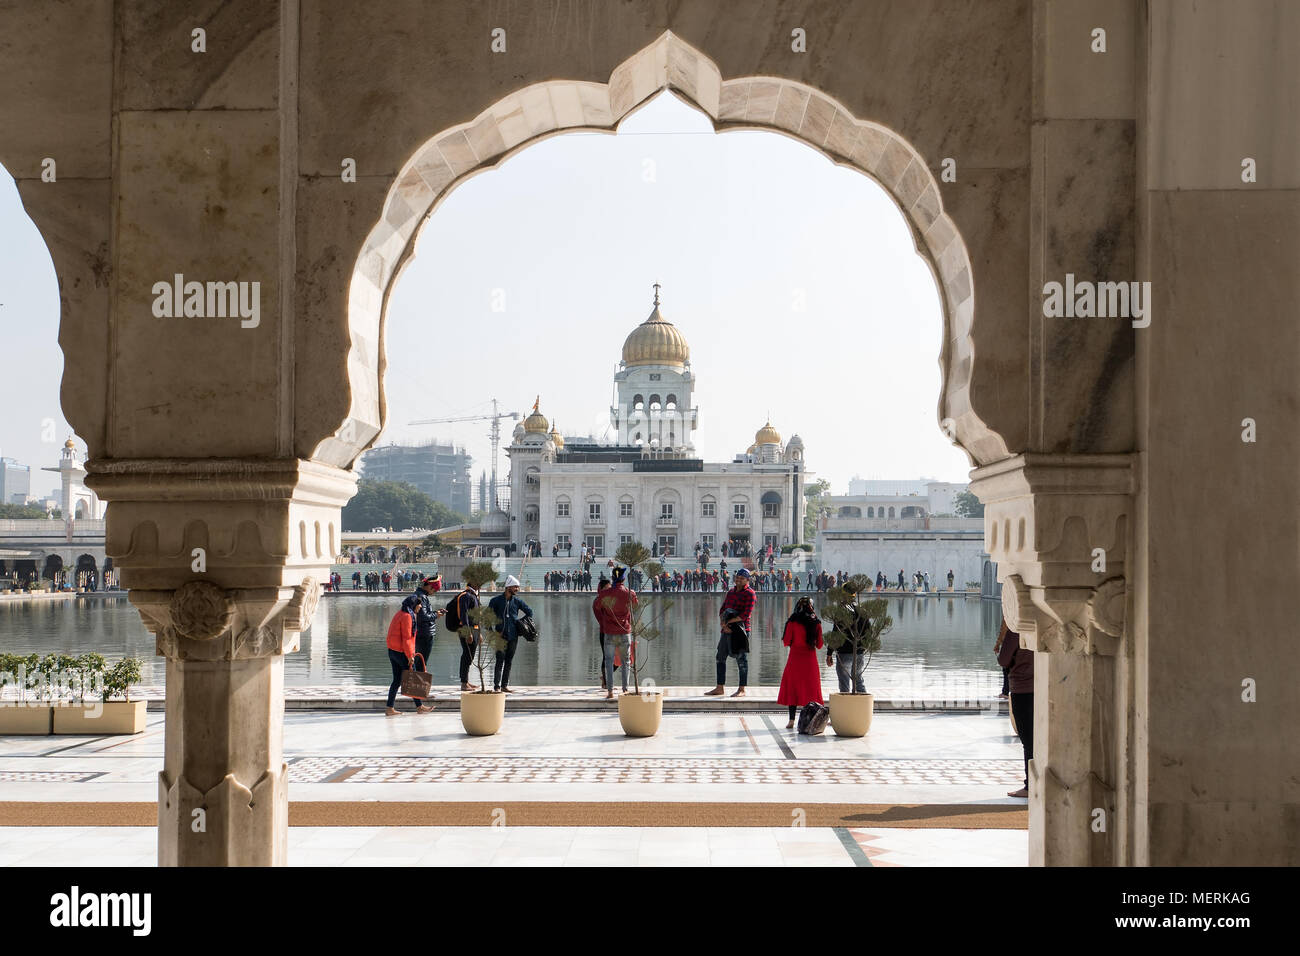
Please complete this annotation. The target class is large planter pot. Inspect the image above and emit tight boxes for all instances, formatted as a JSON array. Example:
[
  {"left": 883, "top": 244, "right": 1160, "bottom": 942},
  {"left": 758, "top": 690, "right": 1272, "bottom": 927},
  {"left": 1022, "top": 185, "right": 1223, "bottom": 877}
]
[
  {"left": 460, "top": 691, "right": 506, "bottom": 736},
  {"left": 617, "top": 691, "right": 663, "bottom": 737},
  {"left": 0, "top": 704, "right": 53, "bottom": 734},
  {"left": 53, "top": 700, "right": 147, "bottom": 735},
  {"left": 829, "top": 692, "right": 873, "bottom": 737}
]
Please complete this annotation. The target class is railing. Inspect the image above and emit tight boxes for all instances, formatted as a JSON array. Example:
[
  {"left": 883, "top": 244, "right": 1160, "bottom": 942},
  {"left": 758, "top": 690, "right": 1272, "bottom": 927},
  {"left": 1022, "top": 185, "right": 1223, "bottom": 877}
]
[
  {"left": 0, "top": 518, "right": 106, "bottom": 534},
  {"left": 820, "top": 517, "right": 984, "bottom": 532}
]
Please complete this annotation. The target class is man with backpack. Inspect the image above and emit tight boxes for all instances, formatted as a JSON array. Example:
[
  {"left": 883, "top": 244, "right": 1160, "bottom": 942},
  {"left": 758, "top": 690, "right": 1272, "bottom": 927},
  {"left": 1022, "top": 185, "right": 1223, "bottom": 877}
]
[{"left": 444, "top": 579, "right": 482, "bottom": 691}]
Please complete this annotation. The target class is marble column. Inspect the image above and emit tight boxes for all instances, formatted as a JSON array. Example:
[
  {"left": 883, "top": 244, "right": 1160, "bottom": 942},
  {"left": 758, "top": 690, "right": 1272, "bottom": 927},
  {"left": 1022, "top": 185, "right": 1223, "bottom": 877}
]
[
  {"left": 971, "top": 453, "right": 1135, "bottom": 866},
  {"left": 86, "top": 458, "right": 355, "bottom": 866}
]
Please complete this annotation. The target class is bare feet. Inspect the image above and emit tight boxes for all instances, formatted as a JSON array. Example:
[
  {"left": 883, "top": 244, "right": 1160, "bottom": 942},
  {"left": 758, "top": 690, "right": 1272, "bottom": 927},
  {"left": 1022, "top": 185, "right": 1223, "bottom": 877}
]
[
  {"left": 416, "top": 705, "right": 434, "bottom": 714},
  {"left": 785, "top": 720, "right": 795, "bottom": 729},
  {"left": 703, "top": 686, "right": 725, "bottom": 696},
  {"left": 731, "top": 688, "right": 746, "bottom": 697},
  {"left": 502, "top": 688, "right": 515, "bottom": 694},
  {"left": 460, "top": 682, "right": 474, "bottom": 692},
  {"left": 1007, "top": 787, "right": 1028, "bottom": 798},
  {"left": 385, "top": 707, "right": 403, "bottom": 717},
  {"left": 604, "top": 692, "right": 615, "bottom": 700}
]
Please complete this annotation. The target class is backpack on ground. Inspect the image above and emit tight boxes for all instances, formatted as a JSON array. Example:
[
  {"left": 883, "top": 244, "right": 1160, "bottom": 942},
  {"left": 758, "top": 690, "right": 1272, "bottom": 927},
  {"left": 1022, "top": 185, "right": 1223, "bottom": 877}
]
[{"left": 798, "top": 701, "right": 831, "bottom": 735}]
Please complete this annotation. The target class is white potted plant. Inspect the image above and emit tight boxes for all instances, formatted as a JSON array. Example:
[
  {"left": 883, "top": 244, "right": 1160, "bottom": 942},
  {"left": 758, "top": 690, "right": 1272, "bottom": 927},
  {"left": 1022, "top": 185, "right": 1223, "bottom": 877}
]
[
  {"left": 0, "top": 653, "right": 52, "bottom": 734},
  {"left": 610, "top": 542, "right": 669, "bottom": 737},
  {"left": 821, "top": 576, "right": 893, "bottom": 737},
  {"left": 455, "top": 561, "right": 508, "bottom": 736}
]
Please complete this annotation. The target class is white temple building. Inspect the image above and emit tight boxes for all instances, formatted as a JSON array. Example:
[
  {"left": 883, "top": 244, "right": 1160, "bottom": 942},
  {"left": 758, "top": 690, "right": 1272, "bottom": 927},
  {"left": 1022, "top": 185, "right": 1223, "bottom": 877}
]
[{"left": 500, "top": 287, "right": 809, "bottom": 557}]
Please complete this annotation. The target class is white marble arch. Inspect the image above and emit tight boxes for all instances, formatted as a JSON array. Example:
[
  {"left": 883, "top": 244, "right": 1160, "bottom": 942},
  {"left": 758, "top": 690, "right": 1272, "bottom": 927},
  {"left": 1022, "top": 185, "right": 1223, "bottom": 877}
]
[{"left": 325, "top": 30, "right": 1000, "bottom": 471}]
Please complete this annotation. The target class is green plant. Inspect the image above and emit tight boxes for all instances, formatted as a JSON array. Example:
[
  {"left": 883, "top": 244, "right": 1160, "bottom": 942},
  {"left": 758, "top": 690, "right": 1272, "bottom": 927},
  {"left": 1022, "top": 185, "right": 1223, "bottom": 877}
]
[
  {"left": 72, "top": 653, "right": 106, "bottom": 702},
  {"left": 610, "top": 541, "right": 670, "bottom": 695},
  {"left": 820, "top": 575, "right": 893, "bottom": 695},
  {"left": 460, "top": 560, "right": 498, "bottom": 591},
  {"left": 463, "top": 604, "right": 507, "bottom": 693},
  {"left": 102, "top": 658, "right": 142, "bottom": 702}
]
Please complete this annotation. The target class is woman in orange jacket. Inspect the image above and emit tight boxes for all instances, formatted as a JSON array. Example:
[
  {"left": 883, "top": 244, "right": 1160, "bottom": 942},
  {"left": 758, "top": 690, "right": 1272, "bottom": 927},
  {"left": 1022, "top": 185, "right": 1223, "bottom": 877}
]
[{"left": 385, "top": 605, "right": 431, "bottom": 716}]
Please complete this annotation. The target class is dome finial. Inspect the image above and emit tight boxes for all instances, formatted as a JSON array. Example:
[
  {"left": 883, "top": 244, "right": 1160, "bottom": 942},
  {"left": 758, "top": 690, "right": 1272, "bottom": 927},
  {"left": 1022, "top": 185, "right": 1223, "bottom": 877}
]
[{"left": 652, "top": 281, "right": 661, "bottom": 307}]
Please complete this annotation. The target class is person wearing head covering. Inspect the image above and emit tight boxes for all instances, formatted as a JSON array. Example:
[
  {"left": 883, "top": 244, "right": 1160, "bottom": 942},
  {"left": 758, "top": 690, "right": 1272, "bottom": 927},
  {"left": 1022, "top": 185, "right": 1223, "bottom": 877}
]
[
  {"left": 592, "top": 575, "right": 613, "bottom": 690},
  {"left": 997, "top": 619, "right": 1034, "bottom": 798},
  {"left": 778, "top": 596, "right": 825, "bottom": 728},
  {"left": 400, "top": 575, "right": 445, "bottom": 712},
  {"left": 706, "top": 567, "right": 755, "bottom": 697},
  {"left": 594, "top": 567, "right": 639, "bottom": 699},
  {"left": 487, "top": 575, "right": 533, "bottom": 693}
]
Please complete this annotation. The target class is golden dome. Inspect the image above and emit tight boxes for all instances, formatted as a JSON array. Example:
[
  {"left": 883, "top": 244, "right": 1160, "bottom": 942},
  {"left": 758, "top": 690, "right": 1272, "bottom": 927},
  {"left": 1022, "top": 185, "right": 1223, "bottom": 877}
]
[
  {"left": 549, "top": 425, "right": 565, "bottom": 448},
  {"left": 755, "top": 421, "right": 782, "bottom": 446},
  {"left": 64, "top": 438, "right": 76, "bottom": 449},
  {"left": 622, "top": 286, "right": 689, "bottom": 368},
  {"left": 523, "top": 396, "right": 549, "bottom": 434},
  {"left": 747, "top": 443, "right": 757, "bottom": 455}
]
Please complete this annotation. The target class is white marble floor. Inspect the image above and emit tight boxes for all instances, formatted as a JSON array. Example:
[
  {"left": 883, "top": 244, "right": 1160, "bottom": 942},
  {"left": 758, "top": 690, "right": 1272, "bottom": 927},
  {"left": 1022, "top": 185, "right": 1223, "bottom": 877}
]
[
  {"left": 0, "top": 825, "right": 1027, "bottom": 867},
  {"left": 0, "top": 710, "right": 1027, "bottom": 805}
]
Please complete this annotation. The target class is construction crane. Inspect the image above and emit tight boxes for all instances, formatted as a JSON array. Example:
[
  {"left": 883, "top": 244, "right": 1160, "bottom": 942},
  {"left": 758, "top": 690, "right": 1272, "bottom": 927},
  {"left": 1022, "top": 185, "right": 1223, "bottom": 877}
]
[{"left": 409, "top": 399, "right": 521, "bottom": 512}]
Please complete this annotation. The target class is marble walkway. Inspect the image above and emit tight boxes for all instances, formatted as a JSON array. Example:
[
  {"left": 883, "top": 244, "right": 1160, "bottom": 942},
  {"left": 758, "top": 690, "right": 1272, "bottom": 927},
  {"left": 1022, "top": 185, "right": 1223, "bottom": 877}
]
[{"left": 0, "top": 709, "right": 1029, "bottom": 866}]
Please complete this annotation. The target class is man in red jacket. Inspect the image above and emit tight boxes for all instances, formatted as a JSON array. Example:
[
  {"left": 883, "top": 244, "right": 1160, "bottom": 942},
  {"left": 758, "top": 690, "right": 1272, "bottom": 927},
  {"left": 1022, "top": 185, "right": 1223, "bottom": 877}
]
[{"left": 594, "top": 566, "right": 638, "bottom": 699}]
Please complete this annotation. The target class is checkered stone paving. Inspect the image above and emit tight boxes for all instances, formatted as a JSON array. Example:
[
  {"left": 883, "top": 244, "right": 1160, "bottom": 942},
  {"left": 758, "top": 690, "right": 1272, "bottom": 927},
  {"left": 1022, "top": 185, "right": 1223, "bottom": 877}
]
[
  {"left": 286, "top": 756, "right": 1023, "bottom": 787},
  {"left": 0, "top": 771, "right": 105, "bottom": 782}
]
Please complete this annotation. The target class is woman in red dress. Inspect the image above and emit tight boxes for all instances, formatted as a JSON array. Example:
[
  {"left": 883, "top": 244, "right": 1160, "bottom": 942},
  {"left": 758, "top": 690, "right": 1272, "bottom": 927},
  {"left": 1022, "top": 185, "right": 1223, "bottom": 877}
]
[{"left": 778, "top": 596, "right": 825, "bottom": 728}]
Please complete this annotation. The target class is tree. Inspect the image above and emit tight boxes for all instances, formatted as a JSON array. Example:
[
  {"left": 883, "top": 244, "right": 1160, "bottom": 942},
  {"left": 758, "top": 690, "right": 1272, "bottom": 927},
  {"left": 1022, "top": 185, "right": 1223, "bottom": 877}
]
[
  {"left": 803, "top": 478, "right": 832, "bottom": 541},
  {"left": 953, "top": 490, "right": 985, "bottom": 518},
  {"left": 820, "top": 575, "right": 893, "bottom": 695},
  {"left": 0, "top": 503, "right": 49, "bottom": 519},
  {"left": 340, "top": 479, "right": 465, "bottom": 532},
  {"left": 609, "top": 542, "right": 669, "bottom": 695}
]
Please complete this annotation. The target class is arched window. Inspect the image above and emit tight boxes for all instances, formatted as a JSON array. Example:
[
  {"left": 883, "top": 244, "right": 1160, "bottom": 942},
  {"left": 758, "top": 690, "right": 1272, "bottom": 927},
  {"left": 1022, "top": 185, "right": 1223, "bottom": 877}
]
[
  {"left": 524, "top": 506, "right": 538, "bottom": 523},
  {"left": 837, "top": 505, "right": 860, "bottom": 518},
  {"left": 867, "top": 507, "right": 875, "bottom": 517},
  {"left": 633, "top": 394, "right": 644, "bottom": 410},
  {"left": 701, "top": 495, "right": 716, "bottom": 518},
  {"left": 556, "top": 496, "right": 571, "bottom": 518},
  {"left": 762, "top": 491, "right": 783, "bottom": 519},
  {"left": 649, "top": 394, "right": 662, "bottom": 411},
  {"left": 526, "top": 466, "right": 540, "bottom": 486},
  {"left": 665, "top": 394, "right": 677, "bottom": 409},
  {"left": 888, "top": 507, "right": 895, "bottom": 518}
]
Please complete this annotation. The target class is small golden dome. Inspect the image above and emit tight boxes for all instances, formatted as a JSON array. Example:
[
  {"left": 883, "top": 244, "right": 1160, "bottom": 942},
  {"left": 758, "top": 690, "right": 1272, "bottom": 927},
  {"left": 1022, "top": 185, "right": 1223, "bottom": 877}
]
[
  {"left": 523, "top": 396, "right": 549, "bottom": 434},
  {"left": 755, "top": 421, "right": 782, "bottom": 446},
  {"left": 621, "top": 285, "right": 689, "bottom": 368},
  {"left": 64, "top": 438, "right": 76, "bottom": 449},
  {"left": 747, "top": 443, "right": 757, "bottom": 455},
  {"left": 549, "top": 425, "right": 565, "bottom": 449}
]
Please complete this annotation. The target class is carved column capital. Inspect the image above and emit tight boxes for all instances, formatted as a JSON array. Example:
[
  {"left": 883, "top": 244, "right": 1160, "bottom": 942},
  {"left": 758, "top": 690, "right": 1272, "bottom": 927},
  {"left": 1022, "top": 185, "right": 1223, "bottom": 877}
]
[
  {"left": 972, "top": 453, "right": 1135, "bottom": 654},
  {"left": 84, "top": 458, "right": 353, "bottom": 661}
]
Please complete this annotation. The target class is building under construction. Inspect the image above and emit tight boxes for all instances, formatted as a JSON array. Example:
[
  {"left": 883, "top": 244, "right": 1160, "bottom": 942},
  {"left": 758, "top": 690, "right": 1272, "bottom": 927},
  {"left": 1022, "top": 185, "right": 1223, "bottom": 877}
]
[{"left": 358, "top": 440, "right": 472, "bottom": 518}]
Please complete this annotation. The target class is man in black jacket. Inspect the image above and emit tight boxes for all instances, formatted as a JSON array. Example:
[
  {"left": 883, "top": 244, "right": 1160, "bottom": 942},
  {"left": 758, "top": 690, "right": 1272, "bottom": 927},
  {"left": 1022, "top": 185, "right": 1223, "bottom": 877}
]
[{"left": 401, "top": 576, "right": 444, "bottom": 712}]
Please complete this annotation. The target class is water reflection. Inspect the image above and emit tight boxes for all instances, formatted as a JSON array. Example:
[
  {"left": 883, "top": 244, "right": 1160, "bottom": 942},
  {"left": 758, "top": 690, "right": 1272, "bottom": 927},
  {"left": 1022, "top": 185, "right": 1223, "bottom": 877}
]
[{"left": 0, "top": 593, "right": 1004, "bottom": 695}]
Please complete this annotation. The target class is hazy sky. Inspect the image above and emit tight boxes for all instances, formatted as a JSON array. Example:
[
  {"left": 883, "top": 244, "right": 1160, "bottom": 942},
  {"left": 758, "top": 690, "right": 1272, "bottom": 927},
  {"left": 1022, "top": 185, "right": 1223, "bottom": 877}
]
[{"left": 0, "top": 91, "right": 969, "bottom": 500}]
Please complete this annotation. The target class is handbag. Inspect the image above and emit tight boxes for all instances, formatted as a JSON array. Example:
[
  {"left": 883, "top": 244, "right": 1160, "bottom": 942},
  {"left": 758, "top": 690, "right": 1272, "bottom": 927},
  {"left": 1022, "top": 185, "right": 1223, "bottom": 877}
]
[
  {"left": 517, "top": 615, "right": 539, "bottom": 642},
  {"left": 400, "top": 653, "right": 433, "bottom": 699}
]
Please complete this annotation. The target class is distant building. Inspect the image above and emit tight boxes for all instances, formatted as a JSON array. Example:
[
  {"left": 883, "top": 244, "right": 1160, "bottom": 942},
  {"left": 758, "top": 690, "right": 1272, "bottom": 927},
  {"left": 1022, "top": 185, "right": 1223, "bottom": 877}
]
[
  {"left": 360, "top": 440, "right": 472, "bottom": 517},
  {"left": 504, "top": 287, "right": 808, "bottom": 557},
  {"left": 843, "top": 478, "right": 966, "bottom": 516},
  {"left": 40, "top": 438, "right": 104, "bottom": 518},
  {"left": 1, "top": 457, "right": 31, "bottom": 505}
]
